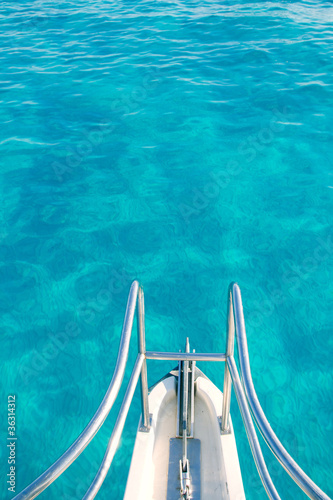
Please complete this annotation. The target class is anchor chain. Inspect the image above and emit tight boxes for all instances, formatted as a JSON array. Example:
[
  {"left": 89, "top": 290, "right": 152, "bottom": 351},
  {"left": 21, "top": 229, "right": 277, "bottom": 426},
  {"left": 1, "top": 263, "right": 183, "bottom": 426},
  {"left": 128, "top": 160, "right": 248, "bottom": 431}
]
[
  {"left": 178, "top": 339, "right": 194, "bottom": 500},
  {"left": 179, "top": 458, "right": 192, "bottom": 500}
]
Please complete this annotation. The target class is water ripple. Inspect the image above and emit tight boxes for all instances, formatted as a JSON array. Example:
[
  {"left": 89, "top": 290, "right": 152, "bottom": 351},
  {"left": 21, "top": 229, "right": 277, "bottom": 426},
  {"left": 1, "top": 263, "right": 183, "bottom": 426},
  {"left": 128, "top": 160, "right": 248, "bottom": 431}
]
[{"left": 1, "top": 1, "right": 332, "bottom": 499}]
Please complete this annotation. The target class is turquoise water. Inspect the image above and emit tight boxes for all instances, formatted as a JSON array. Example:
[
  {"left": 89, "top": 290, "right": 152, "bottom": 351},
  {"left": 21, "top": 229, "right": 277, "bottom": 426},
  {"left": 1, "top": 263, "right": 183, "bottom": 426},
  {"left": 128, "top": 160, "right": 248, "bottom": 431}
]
[{"left": 1, "top": 0, "right": 333, "bottom": 498}]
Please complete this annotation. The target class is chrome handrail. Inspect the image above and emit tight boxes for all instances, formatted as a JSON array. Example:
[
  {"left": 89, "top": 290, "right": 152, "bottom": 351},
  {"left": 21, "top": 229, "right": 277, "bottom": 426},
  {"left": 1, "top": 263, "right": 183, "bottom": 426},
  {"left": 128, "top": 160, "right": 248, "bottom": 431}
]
[
  {"left": 14, "top": 280, "right": 330, "bottom": 500},
  {"left": 227, "top": 356, "right": 280, "bottom": 500},
  {"left": 83, "top": 354, "right": 145, "bottom": 500},
  {"left": 13, "top": 280, "right": 140, "bottom": 500},
  {"left": 145, "top": 351, "right": 226, "bottom": 361},
  {"left": 228, "top": 283, "right": 331, "bottom": 500}
]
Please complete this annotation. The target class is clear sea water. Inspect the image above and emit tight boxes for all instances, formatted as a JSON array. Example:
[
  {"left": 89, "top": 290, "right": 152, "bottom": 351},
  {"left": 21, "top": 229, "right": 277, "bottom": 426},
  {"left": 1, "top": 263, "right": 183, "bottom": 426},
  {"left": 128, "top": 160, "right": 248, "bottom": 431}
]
[{"left": 1, "top": 0, "right": 332, "bottom": 499}]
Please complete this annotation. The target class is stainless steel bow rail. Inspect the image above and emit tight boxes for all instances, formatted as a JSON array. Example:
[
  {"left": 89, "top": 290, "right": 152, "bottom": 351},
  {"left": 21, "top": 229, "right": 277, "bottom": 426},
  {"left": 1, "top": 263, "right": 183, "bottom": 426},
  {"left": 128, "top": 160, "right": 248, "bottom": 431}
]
[{"left": 14, "top": 281, "right": 330, "bottom": 500}]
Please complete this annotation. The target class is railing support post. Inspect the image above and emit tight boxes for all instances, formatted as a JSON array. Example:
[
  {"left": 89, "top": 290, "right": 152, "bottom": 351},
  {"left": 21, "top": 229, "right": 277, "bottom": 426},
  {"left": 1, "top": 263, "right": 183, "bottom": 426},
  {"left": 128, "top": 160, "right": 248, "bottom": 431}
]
[
  {"left": 137, "top": 286, "right": 150, "bottom": 431},
  {"left": 221, "top": 285, "right": 235, "bottom": 433}
]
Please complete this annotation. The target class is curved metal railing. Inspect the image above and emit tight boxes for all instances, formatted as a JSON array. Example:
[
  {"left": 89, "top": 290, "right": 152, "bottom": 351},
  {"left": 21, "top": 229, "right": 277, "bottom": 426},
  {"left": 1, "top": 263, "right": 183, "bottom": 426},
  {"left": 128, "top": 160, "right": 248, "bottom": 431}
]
[
  {"left": 13, "top": 280, "right": 144, "bottom": 500},
  {"left": 226, "top": 283, "right": 330, "bottom": 500},
  {"left": 226, "top": 355, "right": 280, "bottom": 499},
  {"left": 14, "top": 280, "right": 331, "bottom": 500}
]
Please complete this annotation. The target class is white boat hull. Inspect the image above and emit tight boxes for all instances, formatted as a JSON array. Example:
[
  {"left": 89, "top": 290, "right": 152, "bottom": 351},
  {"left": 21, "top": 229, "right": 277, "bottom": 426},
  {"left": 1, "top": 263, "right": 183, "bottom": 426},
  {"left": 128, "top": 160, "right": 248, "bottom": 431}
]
[{"left": 124, "top": 373, "right": 245, "bottom": 500}]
